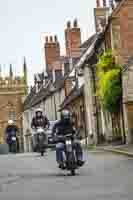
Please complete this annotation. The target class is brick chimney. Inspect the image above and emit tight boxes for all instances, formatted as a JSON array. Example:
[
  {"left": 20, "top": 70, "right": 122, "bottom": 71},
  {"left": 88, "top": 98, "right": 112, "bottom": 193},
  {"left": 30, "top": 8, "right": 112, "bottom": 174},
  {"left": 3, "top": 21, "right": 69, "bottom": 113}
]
[
  {"left": 44, "top": 35, "right": 60, "bottom": 72},
  {"left": 94, "top": 0, "right": 109, "bottom": 33},
  {"left": 65, "top": 19, "right": 81, "bottom": 58},
  {"left": 119, "top": 1, "right": 133, "bottom": 64}
]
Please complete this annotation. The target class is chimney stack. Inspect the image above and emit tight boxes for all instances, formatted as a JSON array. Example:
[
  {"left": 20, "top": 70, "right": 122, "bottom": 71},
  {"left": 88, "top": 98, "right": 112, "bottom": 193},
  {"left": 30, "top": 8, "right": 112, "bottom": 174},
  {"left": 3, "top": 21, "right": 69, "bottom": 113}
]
[
  {"left": 65, "top": 19, "right": 81, "bottom": 58},
  {"left": 44, "top": 35, "right": 60, "bottom": 72},
  {"left": 94, "top": 0, "right": 109, "bottom": 33}
]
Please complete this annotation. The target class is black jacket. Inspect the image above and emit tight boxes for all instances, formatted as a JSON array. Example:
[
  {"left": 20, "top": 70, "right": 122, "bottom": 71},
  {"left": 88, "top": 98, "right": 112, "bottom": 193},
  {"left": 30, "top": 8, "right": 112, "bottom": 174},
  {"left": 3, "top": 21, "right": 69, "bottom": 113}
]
[
  {"left": 31, "top": 115, "right": 49, "bottom": 129},
  {"left": 52, "top": 119, "right": 75, "bottom": 137},
  {"left": 5, "top": 125, "right": 19, "bottom": 136},
  {"left": 5, "top": 125, "right": 19, "bottom": 144}
]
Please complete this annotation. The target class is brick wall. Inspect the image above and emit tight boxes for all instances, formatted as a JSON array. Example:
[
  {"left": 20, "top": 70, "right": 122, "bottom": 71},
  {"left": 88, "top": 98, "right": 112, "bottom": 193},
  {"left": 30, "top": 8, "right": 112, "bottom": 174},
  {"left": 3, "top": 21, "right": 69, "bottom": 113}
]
[
  {"left": 44, "top": 35, "right": 60, "bottom": 71},
  {"left": 119, "top": 0, "right": 133, "bottom": 63},
  {"left": 65, "top": 20, "right": 81, "bottom": 58}
]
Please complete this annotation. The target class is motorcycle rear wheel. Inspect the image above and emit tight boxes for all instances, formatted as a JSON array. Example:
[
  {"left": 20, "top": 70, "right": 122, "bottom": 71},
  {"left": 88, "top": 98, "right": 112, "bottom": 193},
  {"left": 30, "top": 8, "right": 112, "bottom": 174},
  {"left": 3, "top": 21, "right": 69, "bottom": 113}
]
[{"left": 71, "top": 169, "right": 76, "bottom": 176}]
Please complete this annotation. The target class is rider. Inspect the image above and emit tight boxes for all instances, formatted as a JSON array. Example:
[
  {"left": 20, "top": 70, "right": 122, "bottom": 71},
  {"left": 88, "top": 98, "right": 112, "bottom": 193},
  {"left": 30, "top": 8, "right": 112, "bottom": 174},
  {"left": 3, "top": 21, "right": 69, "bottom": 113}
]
[
  {"left": 31, "top": 108, "right": 50, "bottom": 150},
  {"left": 31, "top": 108, "right": 50, "bottom": 129},
  {"left": 52, "top": 109, "right": 84, "bottom": 169},
  {"left": 5, "top": 120, "right": 19, "bottom": 152}
]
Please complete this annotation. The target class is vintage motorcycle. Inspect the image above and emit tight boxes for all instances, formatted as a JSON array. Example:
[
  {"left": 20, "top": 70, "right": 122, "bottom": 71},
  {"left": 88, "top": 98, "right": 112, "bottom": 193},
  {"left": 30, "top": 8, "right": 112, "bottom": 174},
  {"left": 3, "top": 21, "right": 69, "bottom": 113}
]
[
  {"left": 35, "top": 127, "right": 48, "bottom": 156},
  {"left": 57, "top": 134, "right": 79, "bottom": 176}
]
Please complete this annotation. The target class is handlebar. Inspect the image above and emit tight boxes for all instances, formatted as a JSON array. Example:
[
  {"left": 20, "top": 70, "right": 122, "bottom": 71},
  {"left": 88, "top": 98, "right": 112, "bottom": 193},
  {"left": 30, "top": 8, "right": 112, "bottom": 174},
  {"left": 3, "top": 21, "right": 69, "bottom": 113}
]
[{"left": 56, "top": 134, "right": 73, "bottom": 140}]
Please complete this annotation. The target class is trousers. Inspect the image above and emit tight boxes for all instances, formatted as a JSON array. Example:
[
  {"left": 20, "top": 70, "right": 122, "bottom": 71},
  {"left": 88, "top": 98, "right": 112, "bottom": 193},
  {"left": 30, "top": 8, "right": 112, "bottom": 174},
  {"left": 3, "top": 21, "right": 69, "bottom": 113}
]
[{"left": 56, "top": 140, "right": 83, "bottom": 164}]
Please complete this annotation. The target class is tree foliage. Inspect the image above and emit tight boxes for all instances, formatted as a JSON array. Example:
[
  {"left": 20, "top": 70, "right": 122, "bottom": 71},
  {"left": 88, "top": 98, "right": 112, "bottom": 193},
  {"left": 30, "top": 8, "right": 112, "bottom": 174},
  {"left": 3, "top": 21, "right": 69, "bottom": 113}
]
[{"left": 97, "top": 50, "right": 122, "bottom": 114}]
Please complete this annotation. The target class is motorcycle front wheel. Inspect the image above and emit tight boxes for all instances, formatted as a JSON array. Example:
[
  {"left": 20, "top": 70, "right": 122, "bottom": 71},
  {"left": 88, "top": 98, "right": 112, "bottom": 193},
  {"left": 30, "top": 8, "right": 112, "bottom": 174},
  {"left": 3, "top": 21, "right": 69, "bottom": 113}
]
[
  {"left": 71, "top": 169, "right": 75, "bottom": 176},
  {"left": 41, "top": 151, "right": 44, "bottom": 156}
]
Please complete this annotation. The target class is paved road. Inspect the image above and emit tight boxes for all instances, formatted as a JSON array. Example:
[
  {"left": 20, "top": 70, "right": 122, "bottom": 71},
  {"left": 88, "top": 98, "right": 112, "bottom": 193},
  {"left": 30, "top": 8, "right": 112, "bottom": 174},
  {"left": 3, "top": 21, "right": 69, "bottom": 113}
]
[{"left": 0, "top": 150, "right": 133, "bottom": 200}]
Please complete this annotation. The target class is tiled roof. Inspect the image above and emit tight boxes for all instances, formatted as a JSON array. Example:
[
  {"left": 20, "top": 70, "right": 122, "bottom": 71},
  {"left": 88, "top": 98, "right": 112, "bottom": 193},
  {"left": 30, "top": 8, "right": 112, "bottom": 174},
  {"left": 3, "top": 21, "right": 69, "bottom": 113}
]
[
  {"left": 59, "top": 85, "right": 84, "bottom": 110},
  {"left": 80, "top": 34, "right": 97, "bottom": 50},
  {"left": 76, "top": 33, "right": 104, "bottom": 69},
  {"left": 24, "top": 78, "right": 65, "bottom": 111},
  {"left": 24, "top": 86, "right": 51, "bottom": 110},
  {"left": 24, "top": 53, "right": 81, "bottom": 111}
]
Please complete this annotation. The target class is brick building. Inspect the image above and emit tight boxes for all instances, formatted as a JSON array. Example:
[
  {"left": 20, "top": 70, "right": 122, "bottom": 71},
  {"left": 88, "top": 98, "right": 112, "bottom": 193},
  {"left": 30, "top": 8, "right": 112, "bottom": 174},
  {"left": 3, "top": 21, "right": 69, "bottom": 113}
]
[
  {"left": 0, "top": 60, "right": 27, "bottom": 152},
  {"left": 88, "top": 0, "right": 133, "bottom": 144}
]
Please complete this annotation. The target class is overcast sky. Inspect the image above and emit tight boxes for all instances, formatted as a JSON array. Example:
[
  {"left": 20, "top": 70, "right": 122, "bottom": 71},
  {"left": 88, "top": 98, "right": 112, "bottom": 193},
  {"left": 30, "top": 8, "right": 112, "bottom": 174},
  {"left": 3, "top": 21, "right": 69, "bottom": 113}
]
[{"left": 0, "top": 0, "right": 96, "bottom": 84}]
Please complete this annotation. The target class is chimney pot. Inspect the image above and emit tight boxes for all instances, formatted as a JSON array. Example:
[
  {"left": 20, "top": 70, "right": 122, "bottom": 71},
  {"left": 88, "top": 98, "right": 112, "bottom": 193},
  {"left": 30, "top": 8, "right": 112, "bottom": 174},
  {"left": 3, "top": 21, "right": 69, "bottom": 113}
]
[
  {"left": 67, "top": 21, "right": 71, "bottom": 28},
  {"left": 74, "top": 19, "right": 78, "bottom": 28},
  {"left": 54, "top": 35, "right": 58, "bottom": 42},
  {"left": 50, "top": 36, "right": 53, "bottom": 42},
  {"left": 45, "top": 36, "right": 48, "bottom": 43}
]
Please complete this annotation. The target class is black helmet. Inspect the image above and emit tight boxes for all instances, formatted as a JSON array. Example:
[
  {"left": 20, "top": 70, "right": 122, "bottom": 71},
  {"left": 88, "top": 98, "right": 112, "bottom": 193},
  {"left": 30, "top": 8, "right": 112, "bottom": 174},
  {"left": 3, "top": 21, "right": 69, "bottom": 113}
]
[{"left": 61, "top": 109, "right": 71, "bottom": 120}]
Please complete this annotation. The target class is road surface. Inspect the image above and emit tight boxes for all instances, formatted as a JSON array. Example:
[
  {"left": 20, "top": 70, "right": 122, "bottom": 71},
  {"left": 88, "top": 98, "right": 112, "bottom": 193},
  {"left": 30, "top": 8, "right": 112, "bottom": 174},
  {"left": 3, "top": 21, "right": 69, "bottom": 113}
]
[{"left": 0, "top": 150, "right": 133, "bottom": 199}]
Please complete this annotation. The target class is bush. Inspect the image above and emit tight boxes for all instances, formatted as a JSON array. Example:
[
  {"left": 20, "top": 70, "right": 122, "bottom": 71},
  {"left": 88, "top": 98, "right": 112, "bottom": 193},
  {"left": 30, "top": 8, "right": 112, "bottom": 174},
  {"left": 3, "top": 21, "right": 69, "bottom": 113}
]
[{"left": 97, "top": 50, "right": 122, "bottom": 114}]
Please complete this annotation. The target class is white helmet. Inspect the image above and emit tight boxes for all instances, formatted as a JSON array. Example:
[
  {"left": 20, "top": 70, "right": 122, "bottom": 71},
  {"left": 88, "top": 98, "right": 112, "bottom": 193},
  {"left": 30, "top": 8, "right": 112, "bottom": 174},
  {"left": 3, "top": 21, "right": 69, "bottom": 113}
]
[
  {"left": 8, "top": 120, "right": 14, "bottom": 125},
  {"left": 35, "top": 108, "right": 43, "bottom": 113}
]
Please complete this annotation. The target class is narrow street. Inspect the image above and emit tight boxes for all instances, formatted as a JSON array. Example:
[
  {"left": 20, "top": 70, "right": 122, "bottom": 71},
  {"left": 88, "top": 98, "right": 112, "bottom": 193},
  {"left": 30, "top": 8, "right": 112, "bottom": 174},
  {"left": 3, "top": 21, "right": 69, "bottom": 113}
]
[{"left": 0, "top": 150, "right": 133, "bottom": 199}]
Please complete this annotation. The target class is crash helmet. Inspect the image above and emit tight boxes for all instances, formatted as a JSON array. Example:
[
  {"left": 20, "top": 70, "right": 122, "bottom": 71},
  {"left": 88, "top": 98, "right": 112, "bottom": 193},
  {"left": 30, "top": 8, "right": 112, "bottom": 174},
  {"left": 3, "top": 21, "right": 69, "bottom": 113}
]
[
  {"left": 61, "top": 109, "right": 71, "bottom": 121},
  {"left": 8, "top": 120, "right": 14, "bottom": 125},
  {"left": 35, "top": 108, "right": 43, "bottom": 117},
  {"left": 35, "top": 108, "right": 43, "bottom": 113}
]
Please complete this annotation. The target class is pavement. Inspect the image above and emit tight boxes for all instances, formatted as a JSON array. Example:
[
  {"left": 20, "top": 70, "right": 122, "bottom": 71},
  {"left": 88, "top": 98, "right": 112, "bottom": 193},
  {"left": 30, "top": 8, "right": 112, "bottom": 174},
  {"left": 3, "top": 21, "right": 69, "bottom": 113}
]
[
  {"left": 0, "top": 150, "right": 133, "bottom": 199},
  {"left": 98, "top": 144, "right": 133, "bottom": 157}
]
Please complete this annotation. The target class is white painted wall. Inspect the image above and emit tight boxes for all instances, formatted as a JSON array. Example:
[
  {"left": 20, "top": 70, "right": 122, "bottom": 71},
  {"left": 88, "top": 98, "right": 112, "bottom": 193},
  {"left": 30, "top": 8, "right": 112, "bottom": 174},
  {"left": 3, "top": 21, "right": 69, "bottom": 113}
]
[{"left": 83, "top": 65, "right": 98, "bottom": 144}]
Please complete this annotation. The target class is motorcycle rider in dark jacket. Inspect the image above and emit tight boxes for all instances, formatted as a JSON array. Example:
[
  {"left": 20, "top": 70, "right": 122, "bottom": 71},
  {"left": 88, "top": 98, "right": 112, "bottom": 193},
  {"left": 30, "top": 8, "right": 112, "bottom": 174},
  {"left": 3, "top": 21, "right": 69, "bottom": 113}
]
[
  {"left": 5, "top": 120, "right": 19, "bottom": 152},
  {"left": 52, "top": 109, "right": 84, "bottom": 169},
  {"left": 31, "top": 108, "right": 50, "bottom": 129},
  {"left": 31, "top": 108, "right": 50, "bottom": 150}
]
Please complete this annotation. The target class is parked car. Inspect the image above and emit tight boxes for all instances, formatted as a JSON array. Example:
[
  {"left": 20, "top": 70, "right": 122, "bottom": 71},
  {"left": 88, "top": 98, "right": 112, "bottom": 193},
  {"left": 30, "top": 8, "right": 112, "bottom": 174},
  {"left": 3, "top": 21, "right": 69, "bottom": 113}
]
[{"left": 46, "top": 120, "right": 59, "bottom": 147}]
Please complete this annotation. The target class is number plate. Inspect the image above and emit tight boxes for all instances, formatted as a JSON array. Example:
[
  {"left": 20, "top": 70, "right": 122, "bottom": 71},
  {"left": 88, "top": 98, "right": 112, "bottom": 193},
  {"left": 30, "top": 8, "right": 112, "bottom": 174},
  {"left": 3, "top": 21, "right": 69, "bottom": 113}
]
[
  {"left": 66, "top": 140, "right": 72, "bottom": 145},
  {"left": 12, "top": 137, "right": 16, "bottom": 141},
  {"left": 66, "top": 140, "right": 72, "bottom": 152}
]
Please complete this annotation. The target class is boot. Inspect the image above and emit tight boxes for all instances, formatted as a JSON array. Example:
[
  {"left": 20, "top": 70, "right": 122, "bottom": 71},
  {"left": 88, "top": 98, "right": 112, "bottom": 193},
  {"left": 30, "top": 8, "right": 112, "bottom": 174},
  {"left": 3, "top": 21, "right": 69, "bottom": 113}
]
[{"left": 77, "top": 160, "right": 85, "bottom": 167}]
